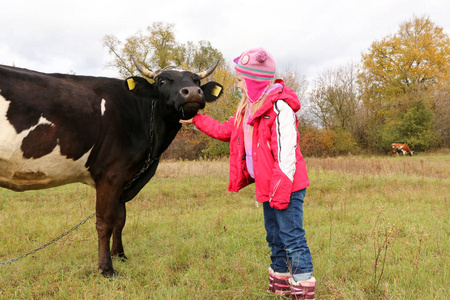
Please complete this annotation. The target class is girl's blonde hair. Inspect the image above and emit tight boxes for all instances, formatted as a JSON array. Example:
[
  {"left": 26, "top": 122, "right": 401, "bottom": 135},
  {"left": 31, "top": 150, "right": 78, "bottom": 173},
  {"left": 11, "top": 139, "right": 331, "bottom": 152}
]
[
  {"left": 234, "top": 94, "right": 248, "bottom": 127},
  {"left": 234, "top": 85, "right": 271, "bottom": 127}
]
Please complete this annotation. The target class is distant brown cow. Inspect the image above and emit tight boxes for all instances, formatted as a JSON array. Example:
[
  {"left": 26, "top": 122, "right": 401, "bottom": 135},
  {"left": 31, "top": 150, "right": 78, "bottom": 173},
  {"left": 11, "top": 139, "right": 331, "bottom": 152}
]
[{"left": 391, "top": 143, "right": 413, "bottom": 156}]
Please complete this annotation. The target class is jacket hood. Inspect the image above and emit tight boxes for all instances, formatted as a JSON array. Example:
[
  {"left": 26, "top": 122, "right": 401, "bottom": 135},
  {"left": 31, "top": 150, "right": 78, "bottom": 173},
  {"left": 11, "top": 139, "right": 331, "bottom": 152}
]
[{"left": 250, "top": 79, "right": 300, "bottom": 122}]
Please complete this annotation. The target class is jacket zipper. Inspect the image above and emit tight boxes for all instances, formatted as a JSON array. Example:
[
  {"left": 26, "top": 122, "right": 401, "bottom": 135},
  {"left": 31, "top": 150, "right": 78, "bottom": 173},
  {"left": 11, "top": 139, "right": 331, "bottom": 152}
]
[{"left": 269, "top": 179, "right": 281, "bottom": 202}]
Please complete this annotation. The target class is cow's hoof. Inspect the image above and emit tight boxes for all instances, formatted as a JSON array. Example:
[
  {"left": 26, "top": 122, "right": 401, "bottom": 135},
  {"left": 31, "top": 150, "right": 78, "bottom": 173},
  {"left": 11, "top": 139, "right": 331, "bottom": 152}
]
[
  {"left": 113, "top": 252, "right": 128, "bottom": 262},
  {"left": 99, "top": 267, "right": 117, "bottom": 278}
]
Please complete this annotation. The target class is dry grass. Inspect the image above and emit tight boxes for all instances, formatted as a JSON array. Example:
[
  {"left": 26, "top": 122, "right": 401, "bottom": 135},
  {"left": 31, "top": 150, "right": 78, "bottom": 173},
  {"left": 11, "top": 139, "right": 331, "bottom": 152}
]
[
  {"left": 305, "top": 154, "right": 449, "bottom": 179},
  {"left": 155, "top": 158, "right": 229, "bottom": 178},
  {"left": 0, "top": 154, "right": 448, "bottom": 299}
]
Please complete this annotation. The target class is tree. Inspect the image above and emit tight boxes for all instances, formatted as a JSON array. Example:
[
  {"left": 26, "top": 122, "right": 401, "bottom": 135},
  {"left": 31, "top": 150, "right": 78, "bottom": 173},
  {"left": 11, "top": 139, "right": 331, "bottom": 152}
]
[
  {"left": 103, "top": 22, "right": 177, "bottom": 77},
  {"left": 309, "top": 63, "right": 359, "bottom": 132},
  {"left": 277, "top": 65, "right": 313, "bottom": 127},
  {"left": 103, "top": 22, "right": 224, "bottom": 78},
  {"left": 380, "top": 98, "right": 440, "bottom": 151},
  {"left": 358, "top": 16, "right": 450, "bottom": 151},
  {"left": 360, "top": 16, "right": 450, "bottom": 96},
  {"left": 433, "top": 76, "right": 450, "bottom": 147},
  {"left": 277, "top": 65, "right": 309, "bottom": 102}
]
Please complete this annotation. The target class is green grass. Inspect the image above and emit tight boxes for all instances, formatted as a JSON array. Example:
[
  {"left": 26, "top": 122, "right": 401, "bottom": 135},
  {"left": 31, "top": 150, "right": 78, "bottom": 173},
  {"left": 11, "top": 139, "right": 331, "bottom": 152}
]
[{"left": 0, "top": 156, "right": 448, "bottom": 299}]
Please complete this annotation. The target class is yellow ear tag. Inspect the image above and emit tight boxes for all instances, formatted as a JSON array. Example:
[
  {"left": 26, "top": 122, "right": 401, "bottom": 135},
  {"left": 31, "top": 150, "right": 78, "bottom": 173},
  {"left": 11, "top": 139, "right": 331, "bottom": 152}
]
[
  {"left": 127, "top": 78, "right": 136, "bottom": 90},
  {"left": 212, "top": 85, "right": 222, "bottom": 97}
]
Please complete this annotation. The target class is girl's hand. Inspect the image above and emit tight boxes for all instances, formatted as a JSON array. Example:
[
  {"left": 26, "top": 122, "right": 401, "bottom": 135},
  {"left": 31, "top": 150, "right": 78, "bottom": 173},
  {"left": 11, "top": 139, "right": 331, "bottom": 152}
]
[{"left": 179, "top": 118, "right": 193, "bottom": 125}]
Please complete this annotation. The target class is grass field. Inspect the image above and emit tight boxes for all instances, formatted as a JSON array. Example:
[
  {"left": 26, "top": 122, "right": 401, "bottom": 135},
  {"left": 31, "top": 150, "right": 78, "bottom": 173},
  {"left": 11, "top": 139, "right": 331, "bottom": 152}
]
[{"left": 0, "top": 154, "right": 448, "bottom": 299}]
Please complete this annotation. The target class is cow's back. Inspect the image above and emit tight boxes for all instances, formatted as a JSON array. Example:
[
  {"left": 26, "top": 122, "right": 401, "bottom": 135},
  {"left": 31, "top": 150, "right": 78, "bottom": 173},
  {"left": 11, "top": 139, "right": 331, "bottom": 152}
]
[{"left": 0, "top": 65, "right": 125, "bottom": 191}]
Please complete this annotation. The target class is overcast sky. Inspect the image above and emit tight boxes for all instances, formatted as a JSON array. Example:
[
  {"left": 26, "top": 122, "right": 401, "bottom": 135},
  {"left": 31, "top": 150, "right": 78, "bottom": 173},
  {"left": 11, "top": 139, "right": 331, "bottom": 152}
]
[{"left": 1, "top": 0, "right": 448, "bottom": 81}]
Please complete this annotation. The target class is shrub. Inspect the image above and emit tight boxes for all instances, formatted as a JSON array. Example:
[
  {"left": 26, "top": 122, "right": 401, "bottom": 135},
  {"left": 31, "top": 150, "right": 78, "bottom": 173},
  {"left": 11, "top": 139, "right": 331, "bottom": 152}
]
[
  {"left": 200, "top": 139, "right": 230, "bottom": 159},
  {"left": 162, "top": 129, "right": 209, "bottom": 160},
  {"left": 299, "top": 126, "right": 358, "bottom": 157}
]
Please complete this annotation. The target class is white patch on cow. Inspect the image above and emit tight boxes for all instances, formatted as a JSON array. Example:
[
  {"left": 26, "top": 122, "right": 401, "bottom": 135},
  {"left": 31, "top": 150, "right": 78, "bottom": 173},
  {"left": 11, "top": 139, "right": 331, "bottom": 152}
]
[
  {"left": 101, "top": 99, "right": 106, "bottom": 116},
  {"left": 38, "top": 115, "right": 53, "bottom": 126},
  {"left": 0, "top": 94, "right": 95, "bottom": 191}
]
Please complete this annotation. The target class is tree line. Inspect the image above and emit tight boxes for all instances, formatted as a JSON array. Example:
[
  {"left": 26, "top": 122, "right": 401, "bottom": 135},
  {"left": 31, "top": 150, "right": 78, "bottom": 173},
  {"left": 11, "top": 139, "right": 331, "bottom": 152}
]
[{"left": 104, "top": 17, "right": 450, "bottom": 158}]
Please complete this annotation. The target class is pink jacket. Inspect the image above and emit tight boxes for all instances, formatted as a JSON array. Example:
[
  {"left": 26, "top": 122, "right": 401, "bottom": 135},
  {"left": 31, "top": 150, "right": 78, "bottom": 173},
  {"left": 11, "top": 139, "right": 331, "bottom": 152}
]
[{"left": 193, "top": 79, "right": 309, "bottom": 209}]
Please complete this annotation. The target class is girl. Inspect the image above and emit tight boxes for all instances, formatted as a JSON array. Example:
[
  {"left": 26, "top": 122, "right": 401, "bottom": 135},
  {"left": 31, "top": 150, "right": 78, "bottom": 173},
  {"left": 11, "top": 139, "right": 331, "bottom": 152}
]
[{"left": 180, "top": 47, "right": 315, "bottom": 299}]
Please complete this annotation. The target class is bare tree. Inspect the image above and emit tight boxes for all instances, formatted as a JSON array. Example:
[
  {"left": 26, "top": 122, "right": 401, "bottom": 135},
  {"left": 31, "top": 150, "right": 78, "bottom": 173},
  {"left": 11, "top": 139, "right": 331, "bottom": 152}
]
[
  {"left": 277, "top": 64, "right": 308, "bottom": 102},
  {"left": 309, "top": 63, "right": 359, "bottom": 131},
  {"left": 433, "top": 76, "right": 450, "bottom": 147},
  {"left": 277, "top": 65, "right": 312, "bottom": 126}
]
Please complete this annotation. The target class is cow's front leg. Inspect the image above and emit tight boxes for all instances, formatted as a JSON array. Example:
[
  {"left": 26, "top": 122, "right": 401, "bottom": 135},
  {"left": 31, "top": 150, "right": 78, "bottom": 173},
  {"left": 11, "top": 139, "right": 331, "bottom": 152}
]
[
  {"left": 111, "top": 201, "right": 127, "bottom": 261},
  {"left": 95, "top": 182, "right": 122, "bottom": 277},
  {"left": 96, "top": 215, "right": 114, "bottom": 276}
]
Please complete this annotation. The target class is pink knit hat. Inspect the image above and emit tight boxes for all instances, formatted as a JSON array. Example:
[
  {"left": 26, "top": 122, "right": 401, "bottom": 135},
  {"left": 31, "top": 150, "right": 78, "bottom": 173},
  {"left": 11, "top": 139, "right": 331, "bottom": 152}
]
[{"left": 234, "top": 47, "right": 276, "bottom": 103}]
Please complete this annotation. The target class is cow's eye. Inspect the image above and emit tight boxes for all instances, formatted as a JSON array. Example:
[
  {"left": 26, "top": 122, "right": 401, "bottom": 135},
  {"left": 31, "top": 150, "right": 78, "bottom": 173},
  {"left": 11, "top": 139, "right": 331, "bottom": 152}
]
[{"left": 159, "top": 79, "right": 166, "bottom": 86}]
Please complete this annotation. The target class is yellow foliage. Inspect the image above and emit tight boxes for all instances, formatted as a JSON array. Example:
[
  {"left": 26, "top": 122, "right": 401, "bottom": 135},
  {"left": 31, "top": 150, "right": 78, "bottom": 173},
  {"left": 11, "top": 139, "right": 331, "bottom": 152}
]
[
  {"left": 202, "top": 63, "right": 239, "bottom": 122},
  {"left": 360, "top": 16, "right": 450, "bottom": 97}
]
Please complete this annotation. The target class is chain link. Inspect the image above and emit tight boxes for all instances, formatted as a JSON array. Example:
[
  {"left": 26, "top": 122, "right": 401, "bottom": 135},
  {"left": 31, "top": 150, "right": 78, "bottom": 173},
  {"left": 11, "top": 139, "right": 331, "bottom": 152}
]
[
  {"left": 0, "top": 212, "right": 96, "bottom": 266},
  {"left": 1, "top": 99, "right": 160, "bottom": 267},
  {"left": 124, "top": 98, "right": 159, "bottom": 191}
]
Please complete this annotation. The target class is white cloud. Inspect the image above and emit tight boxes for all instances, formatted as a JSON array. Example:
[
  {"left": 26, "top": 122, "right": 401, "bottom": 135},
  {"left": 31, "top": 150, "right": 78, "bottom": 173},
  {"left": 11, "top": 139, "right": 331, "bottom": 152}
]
[{"left": 1, "top": 0, "right": 449, "bottom": 80}]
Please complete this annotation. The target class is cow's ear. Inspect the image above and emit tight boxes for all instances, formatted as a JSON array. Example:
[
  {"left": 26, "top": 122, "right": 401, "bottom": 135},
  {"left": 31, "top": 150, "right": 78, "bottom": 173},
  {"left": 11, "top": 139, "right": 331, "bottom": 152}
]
[
  {"left": 125, "top": 77, "right": 153, "bottom": 97},
  {"left": 201, "top": 81, "right": 223, "bottom": 102}
]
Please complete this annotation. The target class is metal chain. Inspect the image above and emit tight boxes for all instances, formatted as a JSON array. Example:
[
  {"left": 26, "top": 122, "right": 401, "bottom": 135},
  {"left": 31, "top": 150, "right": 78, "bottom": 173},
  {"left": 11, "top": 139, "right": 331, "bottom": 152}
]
[
  {"left": 1, "top": 99, "right": 160, "bottom": 267},
  {"left": 124, "top": 98, "right": 160, "bottom": 191},
  {"left": 0, "top": 212, "right": 96, "bottom": 266}
]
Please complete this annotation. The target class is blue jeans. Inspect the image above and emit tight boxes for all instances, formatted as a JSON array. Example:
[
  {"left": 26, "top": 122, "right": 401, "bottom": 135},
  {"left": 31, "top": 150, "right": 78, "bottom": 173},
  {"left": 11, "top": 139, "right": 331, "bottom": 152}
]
[{"left": 263, "top": 188, "right": 313, "bottom": 281}]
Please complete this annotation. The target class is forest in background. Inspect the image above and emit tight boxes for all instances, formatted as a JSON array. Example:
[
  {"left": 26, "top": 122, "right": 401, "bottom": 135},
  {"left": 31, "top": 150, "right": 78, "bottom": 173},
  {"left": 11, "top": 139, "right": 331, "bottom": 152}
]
[{"left": 103, "top": 16, "right": 450, "bottom": 158}]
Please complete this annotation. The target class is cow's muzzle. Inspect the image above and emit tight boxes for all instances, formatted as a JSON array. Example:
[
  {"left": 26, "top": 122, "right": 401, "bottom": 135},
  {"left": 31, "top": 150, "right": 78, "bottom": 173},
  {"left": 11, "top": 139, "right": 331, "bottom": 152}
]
[
  {"left": 178, "top": 86, "right": 205, "bottom": 119},
  {"left": 180, "top": 86, "right": 204, "bottom": 107}
]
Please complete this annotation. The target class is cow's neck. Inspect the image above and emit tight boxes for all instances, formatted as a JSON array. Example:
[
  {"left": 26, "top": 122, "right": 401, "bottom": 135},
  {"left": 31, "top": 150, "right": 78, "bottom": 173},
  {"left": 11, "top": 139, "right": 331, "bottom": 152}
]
[
  {"left": 122, "top": 101, "right": 181, "bottom": 196},
  {"left": 147, "top": 99, "right": 182, "bottom": 160}
]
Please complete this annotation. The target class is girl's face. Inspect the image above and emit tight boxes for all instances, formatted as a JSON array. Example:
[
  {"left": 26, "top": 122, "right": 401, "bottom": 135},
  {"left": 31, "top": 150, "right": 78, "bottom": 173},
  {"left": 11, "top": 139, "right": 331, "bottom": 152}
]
[{"left": 236, "top": 72, "right": 247, "bottom": 93}]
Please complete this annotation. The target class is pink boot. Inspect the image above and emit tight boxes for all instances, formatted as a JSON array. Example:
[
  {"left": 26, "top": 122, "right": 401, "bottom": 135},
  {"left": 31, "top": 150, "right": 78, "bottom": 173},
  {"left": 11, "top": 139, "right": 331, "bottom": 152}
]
[
  {"left": 267, "top": 267, "right": 291, "bottom": 295},
  {"left": 289, "top": 277, "right": 316, "bottom": 299}
]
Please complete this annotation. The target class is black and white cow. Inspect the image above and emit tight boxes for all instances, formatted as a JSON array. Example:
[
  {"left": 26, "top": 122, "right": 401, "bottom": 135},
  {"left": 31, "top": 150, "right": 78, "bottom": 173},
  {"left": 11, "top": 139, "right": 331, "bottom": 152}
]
[{"left": 0, "top": 58, "right": 223, "bottom": 276}]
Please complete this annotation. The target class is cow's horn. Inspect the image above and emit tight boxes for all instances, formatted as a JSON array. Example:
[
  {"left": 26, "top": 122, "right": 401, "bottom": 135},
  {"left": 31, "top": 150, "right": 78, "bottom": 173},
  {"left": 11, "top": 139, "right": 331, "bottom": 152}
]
[
  {"left": 197, "top": 60, "right": 220, "bottom": 79},
  {"left": 132, "top": 57, "right": 156, "bottom": 79}
]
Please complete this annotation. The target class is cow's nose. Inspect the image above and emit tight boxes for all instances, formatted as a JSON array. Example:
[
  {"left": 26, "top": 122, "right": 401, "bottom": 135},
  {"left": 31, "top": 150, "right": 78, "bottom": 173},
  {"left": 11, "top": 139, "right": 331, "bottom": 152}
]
[{"left": 180, "top": 87, "right": 203, "bottom": 99}]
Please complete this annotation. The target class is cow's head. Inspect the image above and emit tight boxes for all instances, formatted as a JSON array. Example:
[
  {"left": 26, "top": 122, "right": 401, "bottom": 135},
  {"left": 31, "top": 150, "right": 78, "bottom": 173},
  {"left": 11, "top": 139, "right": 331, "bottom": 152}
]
[{"left": 125, "top": 58, "right": 223, "bottom": 120}]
